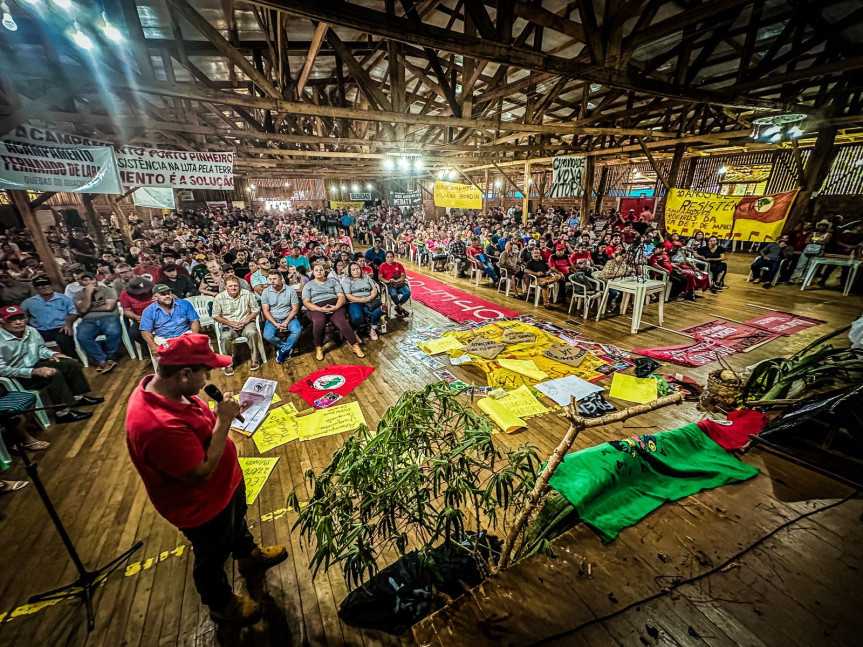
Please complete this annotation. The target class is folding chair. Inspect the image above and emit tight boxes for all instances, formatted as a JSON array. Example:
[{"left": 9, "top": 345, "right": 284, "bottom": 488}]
[{"left": 568, "top": 276, "right": 604, "bottom": 319}]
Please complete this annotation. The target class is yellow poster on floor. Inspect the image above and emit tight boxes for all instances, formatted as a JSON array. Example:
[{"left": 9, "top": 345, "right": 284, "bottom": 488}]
[
  {"left": 296, "top": 401, "right": 367, "bottom": 441},
  {"left": 664, "top": 189, "right": 738, "bottom": 239},
  {"left": 477, "top": 397, "right": 526, "bottom": 433},
  {"left": 496, "top": 384, "right": 549, "bottom": 418},
  {"left": 238, "top": 457, "right": 280, "bottom": 504},
  {"left": 434, "top": 181, "right": 483, "bottom": 209},
  {"left": 608, "top": 373, "right": 658, "bottom": 404},
  {"left": 253, "top": 406, "right": 300, "bottom": 453}
]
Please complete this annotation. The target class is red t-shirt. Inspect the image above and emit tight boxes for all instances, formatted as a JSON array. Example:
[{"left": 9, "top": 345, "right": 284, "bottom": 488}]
[
  {"left": 133, "top": 265, "right": 162, "bottom": 282},
  {"left": 378, "top": 261, "right": 406, "bottom": 281},
  {"left": 361, "top": 266, "right": 374, "bottom": 276},
  {"left": 569, "top": 251, "right": 592, "bottom": 266},
  {"left": 548, "top": 255, "right": 571, "bottom": 275},
  {"left": 120, "top": 291, "right": 154, "bottom": 316},
  {"left": 125, "top": 376, "right": 242, "bottom": 529}
]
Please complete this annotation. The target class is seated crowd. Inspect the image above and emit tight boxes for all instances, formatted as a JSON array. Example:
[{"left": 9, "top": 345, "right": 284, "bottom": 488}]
[{"left": 0, "top": 201, "right": 860, "bottom": 477}]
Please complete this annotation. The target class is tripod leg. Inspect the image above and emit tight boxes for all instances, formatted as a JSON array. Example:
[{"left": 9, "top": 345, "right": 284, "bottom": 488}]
[{"left": 92, "top": 541, "right": 144, "bottom": 578}]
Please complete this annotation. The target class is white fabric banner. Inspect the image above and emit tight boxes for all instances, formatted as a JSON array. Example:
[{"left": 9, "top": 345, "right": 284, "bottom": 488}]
[
  {"left": 550, "top": 156, "right": 586, "bottom": 198},
  {"left": 0, "top": 140, "right": 122, "bottom": 194},
  {"left": 133, "top": 186, "right": 176, "bottom": 209},
  {"left": 5, "top": 125, "right": 234, "bottom": 190}
]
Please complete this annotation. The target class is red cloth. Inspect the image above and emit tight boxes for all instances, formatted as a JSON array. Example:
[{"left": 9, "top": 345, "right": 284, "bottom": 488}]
[
  {"left": 119, "top": 290, "right": 154, "bottom": 316},
  {"left": 404, "top": 270, "right": 520, "bottom": 323},
  {"left": 378, "top": 261, "right": 406, "bottom": 281},
  {"left": 697, "top": 409, "right": 769, "bottom": 451},
  {"left": 289, "top": 364, "right": 375, "bottom": 407},
  {"left": 125, "top": 376, "right": 242, "bottom": 528}
]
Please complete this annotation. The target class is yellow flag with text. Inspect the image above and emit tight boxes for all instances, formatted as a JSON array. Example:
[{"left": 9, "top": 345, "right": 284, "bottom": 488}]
[
  {"left": 434, "top": 181, "right": 483, "bottom": 209},
  {"left": 329, "top": 201, "right": 365, "bottom": 210},
  {"left": 664, "top": 189, "right": 738, "bottom": 239}
]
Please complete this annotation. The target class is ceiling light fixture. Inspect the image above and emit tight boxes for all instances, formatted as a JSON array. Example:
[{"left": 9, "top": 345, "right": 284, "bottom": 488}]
[
  {"left": 71, "top": 23, "right": 94, "bottom": 51},
  {"left": 1, "top": 2, "right": 17, "bottom": 31},
  {"left": 101, "top": 12, "right": 123, "bottom": 42}
]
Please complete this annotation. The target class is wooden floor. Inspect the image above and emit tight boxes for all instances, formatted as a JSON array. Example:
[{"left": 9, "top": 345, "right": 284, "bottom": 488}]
[{"left": 0, "top": 253, "right": 861, "bottom": 647}]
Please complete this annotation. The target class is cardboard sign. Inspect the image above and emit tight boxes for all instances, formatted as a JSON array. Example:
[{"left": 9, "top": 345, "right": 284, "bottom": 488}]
[
  {"left": 502, "top": 329, "right": 537, "bottom": 345},
  {"left": 464, "top": 336, "right": 506, "bottom": 359},
  {"left": 550, "top": 156, "right": 586, "bottom": 198},
  {"left": 544, "top": 344, "right": 587, "bottom": 367}
]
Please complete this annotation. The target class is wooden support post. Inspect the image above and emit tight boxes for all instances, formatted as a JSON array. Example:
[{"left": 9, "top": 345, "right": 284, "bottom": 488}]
[
  {"left": 7, "top": 190, "right": 65, "bottom": 291},
  {"left": 522, "top": 161, "right": 531, "bottom": 217},
  {"left": 493, "top": 391, "right": 684, "bottom": 573},
  {"left": 106, "top": 197, "right": 134, "bottom": 248},
  {"left": 594, "top": 165, "right": 608, "bottom": 216},
  {"left": 582, "top": 155, "right": 595, "bottom": 216},
  {"left": 636, "top": 136, "right": 670, "bottom": 191},
  {"left": 483, "top": 168, "right": 489, "bottom": 216},
  {"left": 786, "top": 126, "right": 838, "bottom": 231},
  {"left": 81, "top": 195, "right": 107, "bottom": 249}
]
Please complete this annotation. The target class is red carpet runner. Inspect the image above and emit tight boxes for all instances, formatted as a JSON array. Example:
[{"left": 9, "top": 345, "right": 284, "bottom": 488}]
[{"left": 405, "top": 270, "right": 521, "bottom": 323}]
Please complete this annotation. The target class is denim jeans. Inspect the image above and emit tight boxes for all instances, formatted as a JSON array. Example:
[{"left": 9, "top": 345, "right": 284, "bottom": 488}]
[
  {"left": 348, "top": 301, "right": 383, "bottom": 329},
  {"left": 751, "top": 257, "right": 780, "bottom": 282},
  {"left": 75, "top": 315, "right": 122, "bottom": 364},
  {"left": 387, "top": 285, "right": 411, "bottom": 306},
  {"left": 263, "top": 318, "right": 301, "bottom": 352}
]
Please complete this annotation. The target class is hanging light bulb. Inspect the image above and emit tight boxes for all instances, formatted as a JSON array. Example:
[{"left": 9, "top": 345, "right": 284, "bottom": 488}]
[
  {"left": 351, "top": 184, "right": 359, "bottom": 192},
  {"left": 413, "top": 158, "right": 424, "bottom": 172},
  {"left": 718, "top": 166, "right": 728, "bottom": 176},
  {"left": 1, "top": 2, "right": 16, "bottom": 31},
  {"left": 330, "top": 186, "right": 338, "bottom": 193},
  {"left": 52, "top": 0, "right": 72, "bottom": 9},
  {"left": 365, "top": 183, "right": 373, "bottom": 190},
  {"left": 397, "top": 157, "right": 410, "bottom": 171},
  {"left": 448, "top": 169, "right": 457, "bottom": 180},
  {"left": 383, "top": 158, "right": 395, "bottom": 170},
  {"left": 341, "top": 185, "right": 347, "bottom": 191},
  {"left": 72, "top": 22, "right": 95, "bottom": 51},
  {"left": 101, "top": 11, "right": 123, "bottom": 42}
]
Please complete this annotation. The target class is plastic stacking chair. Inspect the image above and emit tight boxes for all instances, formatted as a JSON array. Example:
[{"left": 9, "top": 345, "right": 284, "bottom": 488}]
[
  {"left": 0, "top": 377, "right": 51, "bottom": 429},
  {"left": 73, "top": 306, "right": 136, "bottom": 368}
]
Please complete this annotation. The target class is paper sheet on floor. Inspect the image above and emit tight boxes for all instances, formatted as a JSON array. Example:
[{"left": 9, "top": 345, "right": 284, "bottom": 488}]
[
  {"left": 253, "top": 406, "right": 300, "bottom": 453},
  {"left": 535, "top": 375, "right": 604, "bottom": 407},
  {"left": 497, "top": 359, "right": 548, "bottom": 381},
  {"left": 608, "top": 373, "right": 658, "bottom": 404},
  {"left": 477, "top": 397, "right": 527, "bottom": 433},
  {"left": 296, "top": 401, "right": 367, "bottom": 441},
  {"left": 238, "top": 457, "right": 280, "bottom": 504}
]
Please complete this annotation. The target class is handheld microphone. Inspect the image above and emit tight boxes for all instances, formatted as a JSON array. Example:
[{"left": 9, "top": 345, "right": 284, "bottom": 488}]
[{"left": 204, "top": 384, "right": 245, "bottom": 422}]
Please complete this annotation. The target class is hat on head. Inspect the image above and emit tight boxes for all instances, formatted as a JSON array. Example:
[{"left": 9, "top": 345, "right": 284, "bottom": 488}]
[
  {"left": 152, "top": 283, "right": 173, "bottom": 295},
  {"left": 79, "top": 271, "right": 95, "bottom": 280},
  {"left": 817, "top": 219, "right": 831, "bottom": 227},
  {"left": 555, "top": 243, "right": 566, "bottom": 251},
  {"left": 0, "top": 305, "right": 25, "bottom": 319},
  {"left": 33, "top": 276, "right": 52, "bottom": 288},
  {"left": 195, "top": 254, "right": 206, "bottom": 260},
  {"left": 162, "top": 263, "right": 179, "bottom": 272},
  {"left": 155, "top": 333, "right": 232, "bottom": 368},
  {"left": 126, "top": 276, "right": 153, "bottom": 295}
]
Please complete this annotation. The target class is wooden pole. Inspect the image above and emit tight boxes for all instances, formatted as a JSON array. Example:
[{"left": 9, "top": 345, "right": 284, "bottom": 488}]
[
  {"left": 522, "top": 161, "right": 531, "bottom": 218},
  {"left": 493, "top": 391, "right": 684, "bottom": 573},
  {"left": 106, "top": 198, "right": 135, "bottom": 248},
  {"left": 81, "top": 195, "right": 107, "bottom": 249},
  {"left": 483, "top": 168, "right": 489, "bottom": 216},
  {"left": 7, "top": 190, "right": 65, "bottom": 291},
  {"left": 582, "top": 155, "right": 595, "bottom": 216}
]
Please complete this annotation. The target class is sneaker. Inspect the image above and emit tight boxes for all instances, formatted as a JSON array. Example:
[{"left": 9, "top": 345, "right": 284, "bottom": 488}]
[
  {"left": 352, "top": 344, "right": 365, "bottom": 358},
  {"left": 368, "top": 328, "right": 378, "bottom": 341},
  {"left": 315, "top": 347, "right": 324, "bottom": 361},
  {"left": 224, "top": 365, "right": 234, "bottom": 377},
  {"left": 209, "top": 593, "right": 261, "bottom": 626},
  {"left": 237, "top": 545, "right": 288, "bottom": 577},
  {"left": 249, "top": 361, "right": 260, "bottom": 371},
  {"left": 276, "top": 348, "right": 289, "bottom": 364},
  {"left": 97, "top": 359, "right": 117, "bottom": 375}
]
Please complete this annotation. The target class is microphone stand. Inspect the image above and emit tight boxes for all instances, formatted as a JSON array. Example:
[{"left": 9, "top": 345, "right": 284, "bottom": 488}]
[{"left": 1, "top": 407, "right": 143, "bottom": 632}]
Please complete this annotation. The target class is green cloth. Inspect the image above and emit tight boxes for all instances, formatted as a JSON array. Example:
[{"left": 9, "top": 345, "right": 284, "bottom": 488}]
[{"left": 548, "top": 424, "right": 759, "bottom": 542}]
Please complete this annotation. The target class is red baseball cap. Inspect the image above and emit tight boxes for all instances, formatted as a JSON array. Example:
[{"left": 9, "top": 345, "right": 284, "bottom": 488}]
[
  {"left": 156, "top": 333, "right": 232, "bottom": 368},
  {"left": 0, "top": 305, "right": 25, "bottom": 319}
]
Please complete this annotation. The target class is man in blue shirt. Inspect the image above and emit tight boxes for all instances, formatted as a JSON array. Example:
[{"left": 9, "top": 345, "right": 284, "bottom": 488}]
[
  {"left": 284, "top": 246, "right": 311, "bottom": 272},
  {"left": 363, "top": 239, "right": 387, "bottom": 279},
  {"left": 21, "top": 277, "right": 78, "bottom": 358},
  {"left": 139, "top": 284, "right": 200, "bottom": 356}
]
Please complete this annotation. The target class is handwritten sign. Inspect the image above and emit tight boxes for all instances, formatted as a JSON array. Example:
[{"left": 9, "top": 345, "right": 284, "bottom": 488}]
[
  {"left": 609, "top": 373, "right": 658, "bottom": 404},
  {"left": 419, "top": 336, "right": 465, "bottom": 355},
  {"left": 464, "top": 337, "right": 506, "bottom": 359},
  {"left": 535, "top": 375, "right": 603, "bottom": 406},
  {"left": 253, "top": 406, "right": 300, "bottom": 453},
  {"left": 502, "top": 329, "right": 537, "bottom": 345},
  {"left": 238, "top": 457, "right": 280, "bottom": 504},
  {"left": 544, "top": 344, "right": 587, "bottom": 367},
  {"left": 550, "top": 156, "right": 585, "bottom": 198},
  {"left": 496, "top": 385, "right": 549, "bottom": 418},
  {"left": 297, "top": 401, "right": 367, "bottom": 442},
  {"left": 433, "top": 181, "right": 483, "bottom": 209},
  {"left": 497, "top": 359, "right": 548, "bottom": 382}
]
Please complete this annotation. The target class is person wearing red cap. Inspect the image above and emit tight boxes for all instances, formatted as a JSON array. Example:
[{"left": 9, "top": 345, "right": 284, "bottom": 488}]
[
  {"left": 125, "top": 334, "right": 287, "bottom": 626},
  {"left": 0, "top": 305, "right": 102, "bottom": 424}
]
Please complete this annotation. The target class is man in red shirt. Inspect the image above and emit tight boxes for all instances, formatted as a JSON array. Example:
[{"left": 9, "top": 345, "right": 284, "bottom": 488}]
[
  {"left": 119, "top": 276, "right": 154, "bottom": 353},
  {"left": 132, "top": 252, "right": 162, "bottom": 283},
  {"left": 125, "top": 335, "right": 286, "bottom": 626},
  {"left": 378, "top": 250, "right": 411, "bottom": 317},
  {"left": 466, "top": 237, "right": 499, "bottom": 284}
]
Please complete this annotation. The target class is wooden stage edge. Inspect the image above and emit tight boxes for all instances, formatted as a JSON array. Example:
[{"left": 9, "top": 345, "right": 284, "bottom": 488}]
[{"left": 0, "top": 253, "right": 861, "bottom": 647}]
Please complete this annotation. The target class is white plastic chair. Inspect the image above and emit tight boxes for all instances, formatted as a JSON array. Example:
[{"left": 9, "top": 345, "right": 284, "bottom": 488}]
[
  {"left": 469, "top": 259, "right": 483, "bottom": 286},
  {"left": 568, "top": 276, "right": 604, "bottom": 319},
  {"left": 524, "top": 275, "right": 559, "bottom": 307},
  {"left": 0, "top": 376, "right": 51, "bottom": 429},
  {"left": 186, "top": 295, "right": 216, "bottom": 332},
  {"left": 73, "top": 306, "right": 136, "bottom": 368},
  {"left": 214, "top": 318, "right": 268, "bottom": 364},
  {"left": 496, "top": 268, "right": 511, "bottom": 296}
]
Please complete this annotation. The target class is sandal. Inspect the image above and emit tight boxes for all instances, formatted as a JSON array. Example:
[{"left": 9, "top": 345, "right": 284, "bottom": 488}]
[{"left": 0, "top": 480, "right": 28, "bottom": 495}]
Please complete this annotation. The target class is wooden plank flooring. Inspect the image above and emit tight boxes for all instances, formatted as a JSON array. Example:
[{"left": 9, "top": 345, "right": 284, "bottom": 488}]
[{"left": 0, "top": 253, "right": 860, "bottom": 647}]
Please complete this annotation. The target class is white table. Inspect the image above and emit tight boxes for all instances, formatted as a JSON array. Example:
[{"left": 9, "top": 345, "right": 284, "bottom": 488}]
[
  {"left": 801, "top": 257, "right": 861, "bottom": 297},
  {"left": 596, "top": 277, "right": 666, "bottom": 333}
]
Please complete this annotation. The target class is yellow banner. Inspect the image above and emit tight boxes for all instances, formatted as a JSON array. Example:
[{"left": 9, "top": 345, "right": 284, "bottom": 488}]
[
  {"left": 664, "top": 189, "right": 738, "bottom": 239},
  {"left": 434, "top": 181, "right": 483, "bottom": 209},
  {"left": 329, "top": 201, "right": 365, "bottom": 210}
]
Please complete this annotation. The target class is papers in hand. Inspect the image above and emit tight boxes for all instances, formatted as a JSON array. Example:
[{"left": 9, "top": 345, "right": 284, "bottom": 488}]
[{"left": 233, "top": 377, "right": 279, "bottom": 434}]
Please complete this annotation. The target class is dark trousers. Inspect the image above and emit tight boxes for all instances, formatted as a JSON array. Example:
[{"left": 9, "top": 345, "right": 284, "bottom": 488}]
[
  {"left": 17, "top": 358, "right": 91, "bottom": 407},
  {"left": 306, "top": 298, "right": 360, "bottom": 347},
  {"left": 37, "top": 328, "right": 77, "bottom": 358},
  {"left": 180, "top": 483, "right": 256, "bottom": 610},
  {"left": 751, "top": 257, "right": 780, "bottom": 283}
]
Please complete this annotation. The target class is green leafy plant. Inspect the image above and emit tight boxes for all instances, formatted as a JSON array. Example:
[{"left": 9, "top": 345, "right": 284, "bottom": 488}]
[
  {"left": 287, "top": 382, "right": 540, "bottom": 588},
  {"left": 743, "top": 325, "right": 863, "bottom": 403}
]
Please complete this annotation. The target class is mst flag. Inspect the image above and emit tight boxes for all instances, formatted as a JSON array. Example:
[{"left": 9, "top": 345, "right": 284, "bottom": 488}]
[
  {"left": 289, "top": 364, "right": 375, "bottom": 408},
  {"left": 549, "top": 424, "right": 758, "bottom": 542}
]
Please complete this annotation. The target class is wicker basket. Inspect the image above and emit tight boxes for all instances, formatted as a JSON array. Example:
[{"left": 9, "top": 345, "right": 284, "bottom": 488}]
[{"left": 700, "top": 358, "right": 743, "bottom": 410}]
